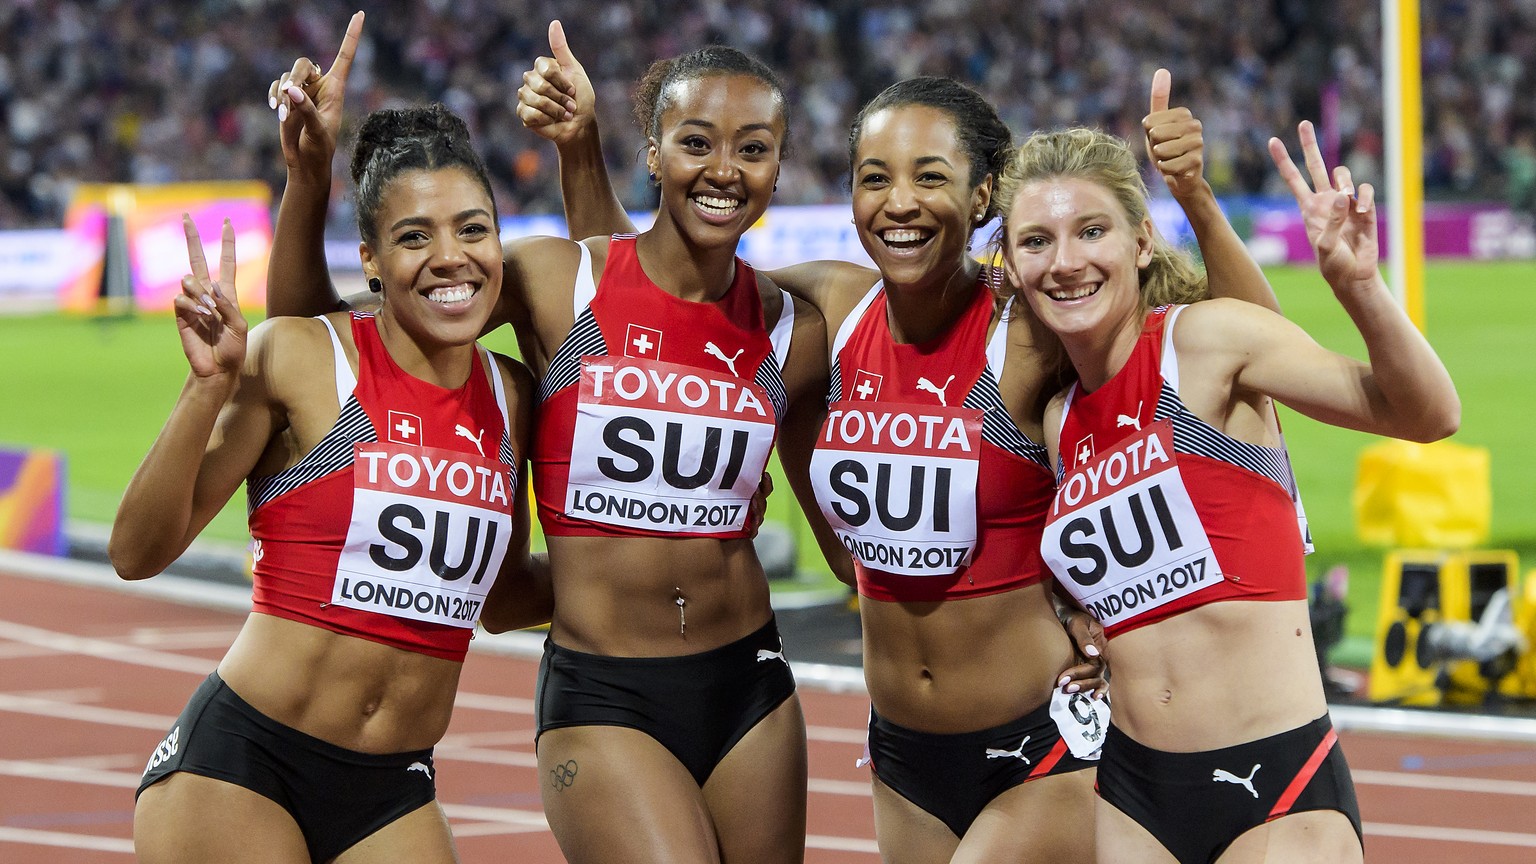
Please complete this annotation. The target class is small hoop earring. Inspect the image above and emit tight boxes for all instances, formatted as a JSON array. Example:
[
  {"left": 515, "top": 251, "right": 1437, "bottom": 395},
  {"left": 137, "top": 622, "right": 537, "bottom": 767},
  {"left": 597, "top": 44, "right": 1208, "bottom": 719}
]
[{"left": 367, "top": 277, "right": 382, "bottom": 293}]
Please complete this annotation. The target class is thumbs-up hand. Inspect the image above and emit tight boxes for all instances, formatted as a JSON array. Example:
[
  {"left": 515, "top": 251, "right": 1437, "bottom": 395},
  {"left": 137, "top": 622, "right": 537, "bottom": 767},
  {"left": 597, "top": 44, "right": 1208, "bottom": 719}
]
[
  {"left": 1142, "top": 68, "right": 1208, "bottom": 202},
  {"left": 516, "top": 20, "right": 597, "bottom": 146}
]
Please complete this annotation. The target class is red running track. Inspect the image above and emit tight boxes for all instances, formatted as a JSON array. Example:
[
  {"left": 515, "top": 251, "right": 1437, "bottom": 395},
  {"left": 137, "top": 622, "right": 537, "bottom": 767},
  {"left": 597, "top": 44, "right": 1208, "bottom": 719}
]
[{"left": 2, "top": 566, "right": 1535, "bottom": 863}]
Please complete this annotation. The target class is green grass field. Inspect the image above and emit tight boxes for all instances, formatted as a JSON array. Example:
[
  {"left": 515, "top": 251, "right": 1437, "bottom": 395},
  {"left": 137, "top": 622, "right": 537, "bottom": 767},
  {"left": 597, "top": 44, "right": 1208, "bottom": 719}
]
[{"left": 2, "top": 260, "right": 1532, "bottom": 659}]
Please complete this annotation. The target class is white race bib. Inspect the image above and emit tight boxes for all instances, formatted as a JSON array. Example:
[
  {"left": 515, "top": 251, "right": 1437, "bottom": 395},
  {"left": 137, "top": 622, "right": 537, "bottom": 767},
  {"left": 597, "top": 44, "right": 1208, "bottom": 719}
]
[
  {"left": 566, "top": 357, "right": 776, "bottom": 533},
  {"left": 810, "top": 402, "right": 982, "bottom": 577},
  {"left": 334, "top": 443, "right": 514, "bottom": 628},
  {"left": 1042, "top": 421, "right": 1221, "bottom": 628},
  {"left": 1049, "top": 688, "right": 1109, "bottom": 760}
]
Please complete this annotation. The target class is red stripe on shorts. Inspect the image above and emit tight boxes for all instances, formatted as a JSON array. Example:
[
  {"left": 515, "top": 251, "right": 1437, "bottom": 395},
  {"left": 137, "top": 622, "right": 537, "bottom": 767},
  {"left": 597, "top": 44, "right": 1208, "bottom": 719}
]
[
  {"left": 1028, "top": 738, "right": 1069, "bottom": 779},
  {"left": 1266, "top": 727, "right": 1338, "bottom": 821}
]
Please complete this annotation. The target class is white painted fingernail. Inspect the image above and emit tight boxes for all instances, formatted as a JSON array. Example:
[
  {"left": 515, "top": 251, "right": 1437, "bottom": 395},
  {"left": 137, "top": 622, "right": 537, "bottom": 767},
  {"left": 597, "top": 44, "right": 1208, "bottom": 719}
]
[
  {"left": 269, "top": 94, "right": 278, "bottom": 110},
  {"left": 278, "top": 102, "right": 288, "bottom": 123},
  {"left": 1058, "top": 675, "right": 1071, "bottom": 688},
  {"left": 1067, "top": 683, "right": 1081, "bottom": 694},
  {"left": 1085, "top": 643, "right": 1100, "bottom": 657},
  {"left": 285, "top": 84, "right": 304, "bottom": 104}
]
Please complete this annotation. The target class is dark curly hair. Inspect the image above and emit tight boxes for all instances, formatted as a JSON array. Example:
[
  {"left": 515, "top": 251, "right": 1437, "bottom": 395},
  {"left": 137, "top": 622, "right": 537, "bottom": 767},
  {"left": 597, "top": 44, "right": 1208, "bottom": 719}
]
[
  {"left": 349, "top": 103, "right": 497, "bottom": 246},
  {"left": 848, "top": 77, "right": 1011, "bottom": 223},
  {"left": 632, "top": 46, "right": 791, "bottom": 158}
]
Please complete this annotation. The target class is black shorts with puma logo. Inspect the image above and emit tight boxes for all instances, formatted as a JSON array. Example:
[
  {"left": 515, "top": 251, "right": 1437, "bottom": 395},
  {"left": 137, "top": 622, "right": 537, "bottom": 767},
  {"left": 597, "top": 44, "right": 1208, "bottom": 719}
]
[
  {"left": 139, "top": 672, "right": 437, "bottom": 862},
  {"left": 1096, "top": 714, "right": 1362, "bottom": 863}
]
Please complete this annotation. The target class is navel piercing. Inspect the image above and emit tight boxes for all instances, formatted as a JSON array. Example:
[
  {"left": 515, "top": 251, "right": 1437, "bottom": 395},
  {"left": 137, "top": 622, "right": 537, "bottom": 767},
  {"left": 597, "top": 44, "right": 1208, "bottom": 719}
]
[{"left": 675, "top": 588, "right": 687, "bottom": 636}]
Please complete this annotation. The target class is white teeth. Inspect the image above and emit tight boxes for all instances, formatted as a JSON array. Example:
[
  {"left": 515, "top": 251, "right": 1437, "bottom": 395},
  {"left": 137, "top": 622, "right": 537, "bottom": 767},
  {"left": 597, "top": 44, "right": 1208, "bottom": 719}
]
[
  {"left": 882, "top": 229, "right": 928, "bottom": 245},
  {"left": 693, "top": 195, "right": 740, "bottom": 215},
  {"left": 428, "top": 284, "right": 475, "bottom": 304},
  {"left": 1047, "top": 285, "right": 1098, "bottom": 301}
]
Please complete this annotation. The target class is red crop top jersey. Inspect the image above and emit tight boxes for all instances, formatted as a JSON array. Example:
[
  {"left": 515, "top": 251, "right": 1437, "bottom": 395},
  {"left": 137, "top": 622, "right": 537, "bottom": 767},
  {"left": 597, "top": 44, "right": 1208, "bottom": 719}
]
[
  {"left": 809, "top": 277, "right": 1055, "bottom": 602},
  {"left": 532, "top": 235, "right": 794, "bottom": 539},
  {"left": 246, "top": 312, "right": 517, "bottom": 663},
  {"left": 1042, "top": 305, "right": 1312, "bottom": 639}
]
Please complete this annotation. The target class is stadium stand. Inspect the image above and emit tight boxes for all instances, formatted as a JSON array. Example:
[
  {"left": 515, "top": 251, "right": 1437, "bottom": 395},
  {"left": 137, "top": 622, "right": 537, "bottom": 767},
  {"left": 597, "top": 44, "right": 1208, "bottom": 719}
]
[{"left": 1, "top": 0, "right": 1532, "bottom": 230}]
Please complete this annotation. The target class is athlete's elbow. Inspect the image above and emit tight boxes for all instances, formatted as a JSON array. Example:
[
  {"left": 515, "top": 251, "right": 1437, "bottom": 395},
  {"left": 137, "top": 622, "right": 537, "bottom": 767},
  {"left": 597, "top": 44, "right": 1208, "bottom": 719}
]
[
  {"left": 107, "top": 537, "right": 160, "bottom": 582},
  {"left": 1403, "top": 395, "right": 1461, "bottom": 443}
]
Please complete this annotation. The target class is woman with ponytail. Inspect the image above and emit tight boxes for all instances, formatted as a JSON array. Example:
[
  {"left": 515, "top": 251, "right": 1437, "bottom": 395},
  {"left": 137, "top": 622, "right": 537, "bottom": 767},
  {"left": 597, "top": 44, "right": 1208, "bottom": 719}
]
[{"left": 995, "top": 119, "right": 1457, "bottom": 862}]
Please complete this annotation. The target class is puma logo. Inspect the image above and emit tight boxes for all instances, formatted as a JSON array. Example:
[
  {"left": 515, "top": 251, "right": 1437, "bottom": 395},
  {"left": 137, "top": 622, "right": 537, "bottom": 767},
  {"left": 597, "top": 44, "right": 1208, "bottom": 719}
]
[
  {"left": 454, "top": 424, "right": 485, "bottom": 457},
  {"left": 407, "top": 761, "right": 433, "bottom": 780},
  {"left": 1213, "top": 764, "right": 1261, "bottom": 798},
  {"left": 756, "top": 647, "right": 788, "bottom": 665},
  {"left": 915, "top": 375, "right": 956, "bottom": 407},
  {"left": 1116, "top": 400, "right": 1144, "bottom": 431},
  {"left": 704, "top": 341, "right": 745, "bottom": 377},
  {"left": 984, "top": 736, "right": 1032, "bottom": 764}
]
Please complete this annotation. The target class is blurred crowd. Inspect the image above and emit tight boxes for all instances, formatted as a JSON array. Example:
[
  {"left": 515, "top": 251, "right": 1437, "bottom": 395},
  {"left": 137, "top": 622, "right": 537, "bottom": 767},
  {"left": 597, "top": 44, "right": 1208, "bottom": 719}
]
[{"left": 2, "top": 0, "right": 1534, "bottom": 230}]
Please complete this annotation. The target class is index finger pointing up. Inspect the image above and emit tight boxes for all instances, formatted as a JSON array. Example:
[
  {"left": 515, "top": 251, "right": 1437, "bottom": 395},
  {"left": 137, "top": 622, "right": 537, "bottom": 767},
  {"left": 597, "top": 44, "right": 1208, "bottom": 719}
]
[
  {"left": 329, "top": 11, "right": 364, "bottom": 86},
  {"left": 182, "top": 214, "right": 210, "bottom": 282},
  {"left": 1149, "top": 68, "right": 1172, "bottom": 115}
]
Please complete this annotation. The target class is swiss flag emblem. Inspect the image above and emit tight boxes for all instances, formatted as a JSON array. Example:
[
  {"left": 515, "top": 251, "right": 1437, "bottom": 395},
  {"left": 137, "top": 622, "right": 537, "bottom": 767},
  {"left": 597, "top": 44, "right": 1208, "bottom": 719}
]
[
  {"left": 388, "top": 410, "right": 423, "bottom": 445},
  {"left": 850, "top": 369, "right": 883, "bottom": 401},
  {"left": 1072, "top": 435, "right": 1095, "bottom": 468},
  {"left": 625, "top": 324, "right": 663, "bottom": 358}
]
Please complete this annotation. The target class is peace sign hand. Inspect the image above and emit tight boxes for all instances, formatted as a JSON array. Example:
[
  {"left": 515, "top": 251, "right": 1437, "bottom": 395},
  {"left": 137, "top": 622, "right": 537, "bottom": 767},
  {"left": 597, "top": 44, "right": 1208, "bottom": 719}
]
[
  {"left": 1143, "top": 68, "right": 1208, "bottom": 202},
  {"left": 268, "top": 11, "right": 364, "bottom": 184},
  {"left": 516, "top": 20, "right": 597, "bottom": 146},
  {"left": 1268, "top": 121, "right": 1380, "bottom": 295},
  {"left": 175, "top": 216, "right": 247, "bottom": 381}
]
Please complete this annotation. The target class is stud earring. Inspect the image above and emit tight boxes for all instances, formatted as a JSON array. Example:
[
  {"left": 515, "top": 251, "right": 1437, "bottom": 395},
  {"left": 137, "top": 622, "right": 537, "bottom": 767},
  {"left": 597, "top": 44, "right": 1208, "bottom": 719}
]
[
  {"left": 368, "top": 277, "right": 382, "bottom": 293},
  {"left": 648, "top": 171, "right": 658, "bottom": 184}
]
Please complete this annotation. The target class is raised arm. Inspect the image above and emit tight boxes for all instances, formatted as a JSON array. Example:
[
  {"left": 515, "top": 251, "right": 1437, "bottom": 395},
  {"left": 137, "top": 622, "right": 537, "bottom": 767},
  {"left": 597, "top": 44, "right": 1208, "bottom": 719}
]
[
  {"left": 1144, "top": 68, "right": 1281, "bottom": 313},
  {"left": 1187, "top": 124, "right": 1458, "bottom": 442},
  {"left": 110, "top": 219, "right": 277, "bottom": 579},
  {"left": 265, "top": 12, "right": 365, "bottom": 318},
  {"left": 517, "top": 20, "right": 637, "bottom": 239}
]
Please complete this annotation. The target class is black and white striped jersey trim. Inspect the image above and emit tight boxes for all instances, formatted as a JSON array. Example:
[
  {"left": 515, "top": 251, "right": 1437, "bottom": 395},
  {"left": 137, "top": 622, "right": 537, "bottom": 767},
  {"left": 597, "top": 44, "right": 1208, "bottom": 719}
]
[
  {"left": 827, "top": 360, "right": 844, "bottom": 406},
  {"left": 963, "top": 367, "right": 1051, "bottom": 470},
  {"left": 539, "top": 307, "right": 607, "bottom": 403},
  {"left": 755, "top": 353, "right": 789, "bottom": 421},
  {"left": 1154, "top": 383, "right": 1295, "bottom": 492},
  {"left": 247, "top": 395, "right": 376, "bottom": 514}
]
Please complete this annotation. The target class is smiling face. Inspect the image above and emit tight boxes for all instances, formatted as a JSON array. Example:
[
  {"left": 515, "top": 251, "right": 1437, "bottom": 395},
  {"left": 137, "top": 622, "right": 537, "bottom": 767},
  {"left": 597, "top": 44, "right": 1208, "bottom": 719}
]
[
  {"left": 646, "top": 74, "right": 784, "bottom": 247},
  {"left": 360, "top": 166, "right": 503, "bottom": 351},
  {"left": 851, "top": 105, "right": 989, "bottom": 291},
  {"left": 1003, "top": 175, "right": 1153, "bottom": 341}
]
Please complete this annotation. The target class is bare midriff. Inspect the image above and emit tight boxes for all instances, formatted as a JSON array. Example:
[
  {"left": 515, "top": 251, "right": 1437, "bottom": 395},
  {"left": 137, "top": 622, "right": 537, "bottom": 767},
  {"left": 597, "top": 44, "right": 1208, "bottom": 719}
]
[
  {"left": 545, "top": 533, "right": 773, "bottom": 657},
  {"left": 861, "top": 581, "right": 1076, "bottom": 733},
  {"left": 1106, "top": 599, "right": 1327, "bottom": 751},
  {"left": 218, "top": 613, "right": 463, "bottom": 753}
]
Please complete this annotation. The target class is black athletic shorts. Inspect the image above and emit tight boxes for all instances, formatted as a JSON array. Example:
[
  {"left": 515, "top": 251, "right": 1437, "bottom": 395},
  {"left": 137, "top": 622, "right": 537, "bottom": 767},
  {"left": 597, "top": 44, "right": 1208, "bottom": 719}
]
[
  {"left": 1095, "top": 714, "right": 1363, "bottom": 863},
  {"left": 867, "top": 698, "right": 1098, "bottom": 837},
  {"left": 138, "top": 672, "right": 438, "bottom": 863},
  {"left": 535, "top": 616, "right": 797, "bottom": 786}
]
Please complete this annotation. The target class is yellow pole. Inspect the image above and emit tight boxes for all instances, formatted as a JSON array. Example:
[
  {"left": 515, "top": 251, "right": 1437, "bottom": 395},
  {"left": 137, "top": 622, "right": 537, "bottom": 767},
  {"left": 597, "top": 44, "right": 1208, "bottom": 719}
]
[{"left": 1384, "top": 0, "right": 1426, "bottom": 331}]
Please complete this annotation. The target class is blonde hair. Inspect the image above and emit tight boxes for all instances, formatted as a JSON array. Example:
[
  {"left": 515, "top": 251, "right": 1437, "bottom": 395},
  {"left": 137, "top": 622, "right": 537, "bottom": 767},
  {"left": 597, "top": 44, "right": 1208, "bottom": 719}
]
[{"left": 994, "top": 127, "right": 1207, "bottom": 308}]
